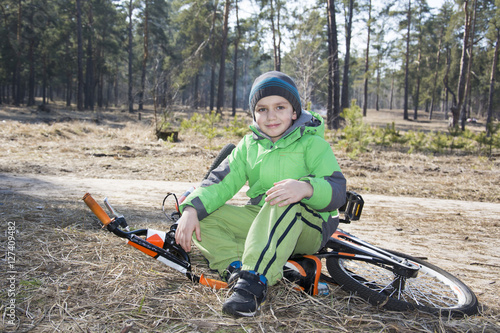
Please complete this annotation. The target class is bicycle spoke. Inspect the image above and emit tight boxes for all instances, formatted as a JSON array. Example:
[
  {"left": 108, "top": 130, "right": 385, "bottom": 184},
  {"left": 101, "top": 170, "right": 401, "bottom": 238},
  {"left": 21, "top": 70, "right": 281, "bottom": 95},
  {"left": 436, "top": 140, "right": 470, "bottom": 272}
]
[
  {"left": 403, "top": 270, "right": 463, "bottom": 308},
  {"left": 339, "top": 259, "right": 465, "bottom": 309}
]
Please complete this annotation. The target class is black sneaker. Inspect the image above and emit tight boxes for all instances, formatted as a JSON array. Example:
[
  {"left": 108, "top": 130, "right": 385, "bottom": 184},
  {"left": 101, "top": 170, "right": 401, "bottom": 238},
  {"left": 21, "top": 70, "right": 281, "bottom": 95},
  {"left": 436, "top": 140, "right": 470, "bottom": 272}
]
[
  {"left": 224, "top": 261, "right": 242, "bottom": 287},
  {"left": 222, "top": 270, "right": 267, "bottom": 317}
]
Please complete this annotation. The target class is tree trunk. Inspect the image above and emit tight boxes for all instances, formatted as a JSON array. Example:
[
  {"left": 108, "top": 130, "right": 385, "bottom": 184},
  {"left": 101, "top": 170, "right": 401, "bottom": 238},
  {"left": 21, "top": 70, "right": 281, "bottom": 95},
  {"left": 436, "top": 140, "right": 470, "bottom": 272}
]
[
  {"left": 42, "top": 54, "right": 47, "bottom": 104},
  {"left": 270, "top": 0, "right": 277, "bottom": 70},
  {"left": 85, "top": 4, "right": 94, "bottom": 111},
  {"left": 97, "top": 70, "right": 104, "bottom": 108},
  {"left": 403, "top": 0, "right": 411, "bottom": 120},
  {"left": 375, "top": 54, "right": 380, "bottom": 111},
  {"left": 106, "top": 75, "right": 111, "bottom": 108},
  {"left": 162, "top": 80, "right": 168, "bottom": 108},
  {"left": 65, "top": 38, "right": 72, "bottom": 107},
  {"left": 327, "top": 0, "right": 340, "bottom": 130},
  {"left": 139, "top": 0, "right": 149, "bottom": 111},
  {"left": 443, "top": 48, "right": 454, "bottom": 120},
  {"left": 231, "top": 41, "right": 239, "bottom": 116},
  {"left": 327, "top": 0, "right": 333, "bottom": 127},
  {"left": 389, "top": 72, "right": 394, "bottom": 110},
  {"left": 14, "top": 0, "right": 22, "bottom": 106},
  {"left": 270, "top": 0, "right": 281, "bottom": 71},
  {"left": 128, "top": 0, "right": 134, "bottom": 113},
  {"left": 232, "top": 0, "right": 241, "bottom": 117},
  {"left": 193, "top": 74, "right": 200, "bottom": 109},
  {"left": 96, "top": 43, "right": 105, "bottom": 108},
  {"left": 486, "top": 28, "right": 499, "bottom": 136},
  {"left": 114, "top": 64, "right": 119, "bottom": 107},
  {"left": 243, "top": 50, "right": 249, "bottom": 111},
  {"left": 362, "top": 0, "right": 371, "bottom": 117},
  {"left": 341, "top": 0, "right": 354, "bottom": 111},
  {"left": 27, "top": 37, "right": 35, "bottom": 106},
  {"left": 76, "top": 0, "right": 84, "bottom": 111},
  {"left": 208, "top": 0, "right": 219, "bottom": 112},
  {"left": 216, "top": 0, "right": 231, "bottom": 113},
  {"left": 460, "top": 0, "right": 477, "bottom": 130},
  {"left": 429, "top": 27, "right": 443, "bottom": 120},
  {"left": 66, "top": 71, "right": 72, "bottom": 107},
  {"left": 210, "top": 64, "right": 216, "bottom": 111},
  {"left": 455, "top": 0, "right": 470, "bottom": 127},
  {"left": 413, "top": 47, "right": 421, "bottom": 120}
]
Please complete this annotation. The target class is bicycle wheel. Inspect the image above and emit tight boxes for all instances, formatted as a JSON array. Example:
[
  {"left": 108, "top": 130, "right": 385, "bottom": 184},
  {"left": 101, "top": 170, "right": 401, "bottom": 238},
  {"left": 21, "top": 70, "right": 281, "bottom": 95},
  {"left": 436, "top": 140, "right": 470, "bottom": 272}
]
[
  {"left": 326, "top": 250, "right": 478, "bottom": 317},
  {"left": 203, "top": 143, "right": 236, "bottom": 180}
]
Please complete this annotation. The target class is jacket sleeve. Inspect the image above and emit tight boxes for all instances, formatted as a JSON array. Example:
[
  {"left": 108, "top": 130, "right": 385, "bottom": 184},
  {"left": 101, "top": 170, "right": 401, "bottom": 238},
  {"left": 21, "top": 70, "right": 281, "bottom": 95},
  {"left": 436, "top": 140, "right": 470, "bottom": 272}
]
[
  {"left": 179, "top": 138, "right": 249, "bottom": 220},
  {"left": 299, "top": 136, "right": 346, "bottom": 212}
]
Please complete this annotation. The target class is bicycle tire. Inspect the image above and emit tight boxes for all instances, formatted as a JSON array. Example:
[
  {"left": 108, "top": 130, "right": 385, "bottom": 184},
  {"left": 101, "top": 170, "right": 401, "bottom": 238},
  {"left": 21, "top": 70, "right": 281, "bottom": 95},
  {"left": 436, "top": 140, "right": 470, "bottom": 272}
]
[
  {"left": 326, "top": 249, "right": 478, "bottom": 317},
  {"left": 203, "top": 143, "right": 236, "bottom": 180}
]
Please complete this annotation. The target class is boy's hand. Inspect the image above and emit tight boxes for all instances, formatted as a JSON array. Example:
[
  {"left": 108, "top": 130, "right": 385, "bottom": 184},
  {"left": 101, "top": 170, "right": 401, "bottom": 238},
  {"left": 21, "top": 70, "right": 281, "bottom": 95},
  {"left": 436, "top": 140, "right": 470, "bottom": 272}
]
[
  {"left": 175, "top": 206, "right": 201, "bottom": 252},
  {"left": 265, "top": 179, "right": 314, "bottom": 207}
]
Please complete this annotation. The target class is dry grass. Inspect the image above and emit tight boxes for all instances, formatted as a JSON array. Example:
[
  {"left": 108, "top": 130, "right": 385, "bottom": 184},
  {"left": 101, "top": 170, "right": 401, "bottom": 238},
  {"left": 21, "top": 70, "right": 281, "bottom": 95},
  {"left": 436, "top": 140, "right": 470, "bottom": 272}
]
[
  {"left": 1, "top": 104, "right": 500, "bottom": 332},
  {"left": 1, "top": 196, "right": 499, "bottom": 332},
  {"left": 342, "top": 150, "right": 499, "bottom": 203}
]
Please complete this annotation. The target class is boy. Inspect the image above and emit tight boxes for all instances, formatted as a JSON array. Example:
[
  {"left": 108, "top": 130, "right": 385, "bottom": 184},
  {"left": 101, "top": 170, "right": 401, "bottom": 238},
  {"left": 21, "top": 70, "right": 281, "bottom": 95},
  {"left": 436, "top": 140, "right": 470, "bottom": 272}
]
[{"left": 175, "top": 71, "right": 346, "bottom": 317}]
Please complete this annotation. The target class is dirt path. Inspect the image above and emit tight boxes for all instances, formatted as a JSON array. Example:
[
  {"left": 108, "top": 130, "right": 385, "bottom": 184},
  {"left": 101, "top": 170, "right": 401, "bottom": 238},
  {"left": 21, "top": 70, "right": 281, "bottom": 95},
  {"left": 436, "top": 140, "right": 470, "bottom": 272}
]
[
  {"left": 2, "top": 172, "right": 500, "bottom": 314},
  {"left": 4, "top": 173, "right": 499, "bottom": 214}
]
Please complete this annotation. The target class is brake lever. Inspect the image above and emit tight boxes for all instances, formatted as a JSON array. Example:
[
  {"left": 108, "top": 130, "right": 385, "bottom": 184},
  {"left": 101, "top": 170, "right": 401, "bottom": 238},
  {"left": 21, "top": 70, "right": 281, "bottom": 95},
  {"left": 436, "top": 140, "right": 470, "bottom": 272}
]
[{"left": 104, "top": 197, "right": 130, "bottom": 231}]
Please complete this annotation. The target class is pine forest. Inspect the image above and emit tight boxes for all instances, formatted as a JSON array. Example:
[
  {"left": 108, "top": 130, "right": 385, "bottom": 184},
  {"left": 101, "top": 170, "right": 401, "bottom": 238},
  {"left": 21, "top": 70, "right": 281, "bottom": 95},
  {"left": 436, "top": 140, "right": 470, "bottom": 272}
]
[{"left": 1, "top": 0, "right": 499, "bottom": 133}]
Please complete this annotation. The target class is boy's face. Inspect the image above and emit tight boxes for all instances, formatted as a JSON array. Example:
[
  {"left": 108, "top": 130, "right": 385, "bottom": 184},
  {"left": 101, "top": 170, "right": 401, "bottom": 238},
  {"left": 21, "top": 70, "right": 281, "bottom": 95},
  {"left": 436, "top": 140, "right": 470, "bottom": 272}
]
[{"left": 254, "top": 95, "right": 297, "bottom": 143}]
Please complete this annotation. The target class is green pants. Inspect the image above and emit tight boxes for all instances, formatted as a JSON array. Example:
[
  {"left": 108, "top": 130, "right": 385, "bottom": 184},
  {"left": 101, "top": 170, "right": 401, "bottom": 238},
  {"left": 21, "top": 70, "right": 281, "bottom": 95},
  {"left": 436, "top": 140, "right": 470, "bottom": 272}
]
[{"left": 192, "top": 202, "right": 324, "bottom": 285}]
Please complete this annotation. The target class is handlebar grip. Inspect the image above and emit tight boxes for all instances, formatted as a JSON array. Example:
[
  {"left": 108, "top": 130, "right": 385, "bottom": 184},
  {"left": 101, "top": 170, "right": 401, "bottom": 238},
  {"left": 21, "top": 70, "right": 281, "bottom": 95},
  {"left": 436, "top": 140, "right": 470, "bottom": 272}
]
[{"left": 82, "top": 193, "right": 112, "bottom": 225}]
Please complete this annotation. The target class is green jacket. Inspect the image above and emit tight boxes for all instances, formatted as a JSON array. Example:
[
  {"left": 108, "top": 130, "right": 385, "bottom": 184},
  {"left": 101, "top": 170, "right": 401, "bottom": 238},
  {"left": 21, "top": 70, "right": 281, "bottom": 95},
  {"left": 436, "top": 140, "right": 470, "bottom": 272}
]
[{"left": 180, "top": 110, "right": 346, "bottom": 247}]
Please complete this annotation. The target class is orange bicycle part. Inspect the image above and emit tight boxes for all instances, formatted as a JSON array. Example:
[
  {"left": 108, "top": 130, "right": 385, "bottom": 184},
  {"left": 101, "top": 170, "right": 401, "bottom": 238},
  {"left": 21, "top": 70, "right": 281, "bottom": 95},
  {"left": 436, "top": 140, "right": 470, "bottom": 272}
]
[
  {"left": 82, "top": 193, "right": 113, "bottom": 225},
  {"left": 198, "top": 274, "right": 228, "bottom": 290}
]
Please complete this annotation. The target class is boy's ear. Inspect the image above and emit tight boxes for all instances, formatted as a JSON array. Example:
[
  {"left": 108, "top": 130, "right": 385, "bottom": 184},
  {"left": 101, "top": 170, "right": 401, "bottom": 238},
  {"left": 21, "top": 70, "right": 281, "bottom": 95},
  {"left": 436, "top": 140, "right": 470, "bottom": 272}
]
[{"left": 292, "top": 110, "right": 298, "bottom": 120}]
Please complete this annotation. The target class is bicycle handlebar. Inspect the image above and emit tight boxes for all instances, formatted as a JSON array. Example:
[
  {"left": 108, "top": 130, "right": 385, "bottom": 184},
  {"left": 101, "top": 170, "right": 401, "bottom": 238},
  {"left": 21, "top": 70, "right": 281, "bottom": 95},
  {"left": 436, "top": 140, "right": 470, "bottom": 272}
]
[
  {"left": 83, "top": 193, "right": 113, "bottom": 225},
  {"left": 82, "top": 192, "right": 232, "bottom": 290}
]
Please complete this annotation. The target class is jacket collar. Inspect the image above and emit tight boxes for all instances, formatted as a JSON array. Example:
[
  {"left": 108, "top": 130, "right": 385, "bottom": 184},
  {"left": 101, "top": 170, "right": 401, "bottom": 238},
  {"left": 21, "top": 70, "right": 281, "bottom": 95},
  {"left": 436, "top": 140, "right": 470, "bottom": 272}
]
[{"left": 250, "top": 110, "right": 323, "bottom": 146}]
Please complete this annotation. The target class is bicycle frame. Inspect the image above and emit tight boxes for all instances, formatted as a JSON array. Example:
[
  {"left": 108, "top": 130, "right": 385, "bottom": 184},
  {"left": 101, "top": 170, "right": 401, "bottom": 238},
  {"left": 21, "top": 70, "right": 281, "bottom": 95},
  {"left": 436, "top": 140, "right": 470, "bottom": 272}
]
[{"left": 318, "top": 229, "right": 420, "bottom": 278}]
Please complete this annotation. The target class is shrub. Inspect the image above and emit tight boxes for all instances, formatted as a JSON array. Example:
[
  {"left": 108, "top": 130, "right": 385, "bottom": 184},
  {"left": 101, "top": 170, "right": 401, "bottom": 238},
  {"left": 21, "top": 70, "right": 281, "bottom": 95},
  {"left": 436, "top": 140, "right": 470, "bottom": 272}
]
[
  {"left": 373, "top": 122, "right": 407, "bottom": 146},
  {"left": 336, "top": 102, "right": 371, "bottom": 158},
  {"left": 405, "top": 130, "right": 428, "bottom": 154},
  {"left": 224, "top": 115, "right": 250, "bottom": 138},
  {"left": 428, "top": 131, "right": 450, "bottom": 153},
  {"left": 181, "top": 111, "right": 223, "bottom": 149},
  {"left": 477, "top": 122, "right": 500, "bottom": 156}
]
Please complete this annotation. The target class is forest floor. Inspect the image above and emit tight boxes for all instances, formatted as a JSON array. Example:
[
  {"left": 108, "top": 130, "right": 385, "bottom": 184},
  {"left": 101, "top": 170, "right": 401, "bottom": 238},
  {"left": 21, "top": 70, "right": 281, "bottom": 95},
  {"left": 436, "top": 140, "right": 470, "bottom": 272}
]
[{"left": 1, "top": 103, "right": 499, "bottom": 332}]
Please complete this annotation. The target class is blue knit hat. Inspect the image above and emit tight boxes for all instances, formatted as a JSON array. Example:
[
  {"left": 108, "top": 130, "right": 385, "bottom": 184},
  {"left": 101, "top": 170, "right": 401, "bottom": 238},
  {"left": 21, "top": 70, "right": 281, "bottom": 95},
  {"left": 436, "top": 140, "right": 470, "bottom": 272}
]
[{"left": 249, "top": 71, "right": 302, "bottom": 119}]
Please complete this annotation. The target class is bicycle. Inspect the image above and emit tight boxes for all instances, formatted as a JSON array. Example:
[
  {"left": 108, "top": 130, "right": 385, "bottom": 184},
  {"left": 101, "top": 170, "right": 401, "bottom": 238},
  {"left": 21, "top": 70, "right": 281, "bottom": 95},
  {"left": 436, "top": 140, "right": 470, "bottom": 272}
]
[{"left": 83, "top": 143, "right": 478, "bottom": 318}]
